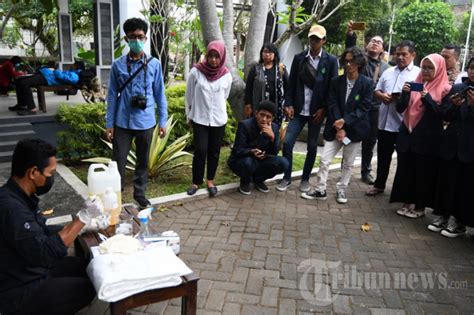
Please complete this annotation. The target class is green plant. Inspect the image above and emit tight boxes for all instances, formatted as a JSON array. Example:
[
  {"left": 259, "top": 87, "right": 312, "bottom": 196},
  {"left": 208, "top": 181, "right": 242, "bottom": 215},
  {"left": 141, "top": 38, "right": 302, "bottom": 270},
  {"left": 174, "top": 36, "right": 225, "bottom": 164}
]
[
  {"left": 56, "top": 102, "right": 108, "bottom": 163},
  {"left": 83, "top": 115, "right": 193, "bottom": 176},
  {"left": 394, "top": 1, "right": 458, "bottom": 61}
]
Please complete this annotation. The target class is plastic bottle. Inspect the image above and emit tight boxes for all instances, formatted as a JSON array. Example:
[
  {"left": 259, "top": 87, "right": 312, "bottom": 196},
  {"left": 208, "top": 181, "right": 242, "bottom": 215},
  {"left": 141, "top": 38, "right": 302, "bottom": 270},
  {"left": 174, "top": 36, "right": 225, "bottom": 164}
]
[
  {"left": 103, "top": 187, "right": 120, "bottom": 226},
  {"left": 87, "top": 162, "right": 122, "bottom": 211},
  {"left": 137, "top": 207, "right": 153, "bottom": 242}
]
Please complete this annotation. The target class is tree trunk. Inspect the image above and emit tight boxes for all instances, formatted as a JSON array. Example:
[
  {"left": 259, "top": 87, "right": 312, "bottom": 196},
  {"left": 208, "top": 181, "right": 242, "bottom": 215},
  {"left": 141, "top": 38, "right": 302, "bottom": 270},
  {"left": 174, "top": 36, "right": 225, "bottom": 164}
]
[
  {"left": 196, "top": 0, "right": 246, "bottom": 121},
  {"left": 150, "top": 0, "right": 170, "bottom": 82},
  {"left": 243, "top": 0, "right": 269, "bottom": 78},
  {"left": 0, "top": 4, "right": 16, "bottom": 40},
  {"left": 222, "top": 0, "right": 234, "bottom": 64}
]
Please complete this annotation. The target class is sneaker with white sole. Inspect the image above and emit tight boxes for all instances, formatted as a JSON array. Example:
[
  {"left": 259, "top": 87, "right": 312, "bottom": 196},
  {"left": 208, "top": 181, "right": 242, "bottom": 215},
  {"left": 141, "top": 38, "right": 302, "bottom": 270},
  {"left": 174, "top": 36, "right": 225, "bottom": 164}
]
[
  {"left": 301, "top": 190, "right": 327, "bottom": 200},
  {"left": 336, "top": 190, "right": 347, "bottom": 204},
  {"left": 254, "top": 181, "right": 269, "bottom": 193},
  {"left": 396, "top": 206, "right": 412, "bottom": 216},
  {"left": 441, "top": 218, "right": 466, "bottom": 238},
  {"left": 276, "top": 179, "right": 291, "bottom": 192},
  {"left": 239, "top": 182, "right": 251, "bottom": 195},
  {"left": 427, "top": 216, "right": 449, "bottom": 232},
  {"left": 299, "top": 180, "right": 310, "bottom": 192}
]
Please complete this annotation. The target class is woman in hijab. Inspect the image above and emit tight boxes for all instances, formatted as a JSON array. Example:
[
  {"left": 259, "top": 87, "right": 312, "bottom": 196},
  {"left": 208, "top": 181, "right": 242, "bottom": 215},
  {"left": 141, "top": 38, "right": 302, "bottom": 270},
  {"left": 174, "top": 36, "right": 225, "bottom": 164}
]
[
  {"left": 185, "top": 40, "right": 233, "bottom": 197},
  {"left": 244, "top": 43, "right": 289, "bottom": 126},
  {"left": 429, "top": 56, "right": 474, "bottom": 237},
  {"left": 390, "top": 53, "right": 451, "bottom": 219}
]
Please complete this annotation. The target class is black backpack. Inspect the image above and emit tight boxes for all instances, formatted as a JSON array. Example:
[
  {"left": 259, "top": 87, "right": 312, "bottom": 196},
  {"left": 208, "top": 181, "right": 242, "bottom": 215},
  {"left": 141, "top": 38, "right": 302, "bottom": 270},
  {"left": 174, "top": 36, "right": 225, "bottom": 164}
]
[{"left": 77, "top": 68, "right": 97, "bottom": 89}]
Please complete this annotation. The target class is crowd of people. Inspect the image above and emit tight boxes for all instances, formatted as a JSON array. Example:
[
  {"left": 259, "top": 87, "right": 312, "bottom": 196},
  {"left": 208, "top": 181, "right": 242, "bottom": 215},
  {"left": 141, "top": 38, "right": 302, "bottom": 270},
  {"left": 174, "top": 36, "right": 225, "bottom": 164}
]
[{"left": 0, "top": 16, "right": 473, "bottom": 314}]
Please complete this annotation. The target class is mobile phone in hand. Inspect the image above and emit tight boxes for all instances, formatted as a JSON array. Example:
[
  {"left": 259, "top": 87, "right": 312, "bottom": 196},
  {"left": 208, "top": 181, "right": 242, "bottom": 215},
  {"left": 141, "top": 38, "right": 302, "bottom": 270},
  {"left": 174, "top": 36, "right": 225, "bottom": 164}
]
[
  {"left": 351, "top": 22, "right": 366, "bottom": 31},
  {"left": 410, "top": 82, "right": 424, "bottom": 92}
]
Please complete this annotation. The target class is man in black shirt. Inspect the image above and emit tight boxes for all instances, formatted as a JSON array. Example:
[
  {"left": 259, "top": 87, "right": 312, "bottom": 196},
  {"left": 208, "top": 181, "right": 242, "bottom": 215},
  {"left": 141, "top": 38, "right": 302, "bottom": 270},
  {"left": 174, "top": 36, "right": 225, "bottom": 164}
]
[
  {"left": 346, "top": 21, "right": 390, "bottom": 185},
  {"left": 228, "top": 100, "right": 289, "bottom": 195},
  {"left": 0, "top": 139, "right": 100, "bottom": 314}
]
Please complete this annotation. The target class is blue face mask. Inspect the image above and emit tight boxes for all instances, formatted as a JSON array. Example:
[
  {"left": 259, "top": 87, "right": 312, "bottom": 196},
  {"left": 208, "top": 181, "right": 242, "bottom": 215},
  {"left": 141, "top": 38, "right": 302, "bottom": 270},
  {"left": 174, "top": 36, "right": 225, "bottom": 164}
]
[{"left": 128, "top": 40, "right": 145, "bottom": 54}]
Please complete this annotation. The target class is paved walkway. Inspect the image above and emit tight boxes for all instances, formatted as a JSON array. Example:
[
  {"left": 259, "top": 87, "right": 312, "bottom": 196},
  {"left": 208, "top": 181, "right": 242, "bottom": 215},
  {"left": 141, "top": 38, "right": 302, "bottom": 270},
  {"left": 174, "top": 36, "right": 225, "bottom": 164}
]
[{"left": 80, "top": 164, "right": 474, "bottom": 315}]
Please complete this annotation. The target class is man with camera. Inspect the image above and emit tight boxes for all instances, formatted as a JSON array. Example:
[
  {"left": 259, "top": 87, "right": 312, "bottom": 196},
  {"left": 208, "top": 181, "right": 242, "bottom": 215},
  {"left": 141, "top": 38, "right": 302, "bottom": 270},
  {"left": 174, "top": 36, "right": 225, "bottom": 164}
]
[{"left": 106, "top": 18, "right": 168, "bottom": 209}]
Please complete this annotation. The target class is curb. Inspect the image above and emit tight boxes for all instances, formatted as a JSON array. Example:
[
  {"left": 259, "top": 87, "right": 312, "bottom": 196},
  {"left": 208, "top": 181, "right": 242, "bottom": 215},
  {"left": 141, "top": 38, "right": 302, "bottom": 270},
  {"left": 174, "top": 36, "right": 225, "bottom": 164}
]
[{"left": 57, "top": 156, "right": 365, "bottom": 207}]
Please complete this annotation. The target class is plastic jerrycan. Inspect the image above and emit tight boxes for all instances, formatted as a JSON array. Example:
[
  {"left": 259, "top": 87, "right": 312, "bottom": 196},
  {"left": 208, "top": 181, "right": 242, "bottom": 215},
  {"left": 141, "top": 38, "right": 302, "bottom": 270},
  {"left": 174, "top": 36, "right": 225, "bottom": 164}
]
[{"left": 87, "top": 162, "right": 122, "bottom": 214}]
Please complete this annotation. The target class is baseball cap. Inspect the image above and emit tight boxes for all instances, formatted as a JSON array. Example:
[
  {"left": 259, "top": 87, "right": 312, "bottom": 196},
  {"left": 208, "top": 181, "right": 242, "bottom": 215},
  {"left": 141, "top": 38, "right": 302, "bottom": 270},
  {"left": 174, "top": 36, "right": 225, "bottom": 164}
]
[{"left": 308, "top": 24, "right": 326, "bottom": 39}]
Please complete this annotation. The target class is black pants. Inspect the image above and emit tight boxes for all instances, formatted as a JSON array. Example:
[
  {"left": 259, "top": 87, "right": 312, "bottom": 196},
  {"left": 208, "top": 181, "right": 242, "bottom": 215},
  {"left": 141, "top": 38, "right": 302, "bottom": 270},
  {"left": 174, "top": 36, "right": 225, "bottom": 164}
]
[
  {"left": 192, "top": 122, "right": 226, "bottom": 185},
  {"left": 112, "top": 126, "right": 154, "bottom": 199},
  {"left": 373, "top": 130, "right": 398, "bottom": 190},
  {"left": 229, "top": 156, "right": 289, "bottom": 184},
  {"left": 15, "top": 74, "right": 48, "bottom": 109},
  {"left": 361, "top": 108, "right": 379, "bottom": 176},
  {"left": 14, "top": 257, "right": 95, "bottom": 315}
]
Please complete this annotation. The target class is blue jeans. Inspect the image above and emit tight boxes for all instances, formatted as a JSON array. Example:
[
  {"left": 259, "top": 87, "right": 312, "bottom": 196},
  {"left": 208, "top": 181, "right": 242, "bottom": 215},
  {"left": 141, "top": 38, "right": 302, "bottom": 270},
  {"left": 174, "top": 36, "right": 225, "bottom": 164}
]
[
  {"left": 282, "top": 114, "right": 322, "bottom": 181},
  {"left": 229, "top": 156, "right": 289, "bottom": 184}
]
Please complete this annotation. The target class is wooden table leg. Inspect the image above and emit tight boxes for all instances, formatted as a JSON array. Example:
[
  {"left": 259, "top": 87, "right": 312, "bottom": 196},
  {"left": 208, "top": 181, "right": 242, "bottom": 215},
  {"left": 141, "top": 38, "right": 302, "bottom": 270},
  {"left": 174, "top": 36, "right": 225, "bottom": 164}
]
[
  {"left": 181, "top": 280, "right": 197, "bottom": 315},
  {"left": 110, "top": 301, "right": 127, "bottom": 315}
]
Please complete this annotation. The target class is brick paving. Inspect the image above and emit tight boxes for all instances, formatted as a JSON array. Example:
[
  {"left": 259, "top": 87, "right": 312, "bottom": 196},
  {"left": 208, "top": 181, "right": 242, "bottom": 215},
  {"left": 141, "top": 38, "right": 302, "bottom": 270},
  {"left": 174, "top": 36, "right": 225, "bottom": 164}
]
[{"left": 81, "top": 164, "right": 474, "bottom": 315}]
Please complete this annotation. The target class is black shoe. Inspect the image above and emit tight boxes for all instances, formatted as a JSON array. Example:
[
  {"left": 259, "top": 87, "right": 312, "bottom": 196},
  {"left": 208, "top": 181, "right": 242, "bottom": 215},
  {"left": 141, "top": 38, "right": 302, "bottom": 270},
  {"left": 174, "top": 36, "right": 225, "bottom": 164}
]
[
  {"left": 239, "top": 181, "right": 251, "bottom": 195},
  {"left": 361, "top": 174, "right": 375, "bottom": 185},
  {"left": 17, "top": 109, "right": 37, "bottom": 116},
  {"left": 208, "top": 186, "right": 218, "bottom": 198},
  {"left": 8, "top": 105, "right": 27, "bottom": 111},
  {"left": 254, "top": 181, "right": 269, "bottom": 193},
  {"left": 186, "top": 185, "right": 199, "bottom": 196},
  {"left": 135, "top": 197, "right": 152, "bottom": 209}
]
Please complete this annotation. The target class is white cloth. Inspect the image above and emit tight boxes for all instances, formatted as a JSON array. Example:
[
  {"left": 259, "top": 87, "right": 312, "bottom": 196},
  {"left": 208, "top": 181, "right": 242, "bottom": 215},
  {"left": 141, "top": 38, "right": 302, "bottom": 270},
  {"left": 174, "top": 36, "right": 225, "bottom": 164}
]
[
  {"left": 376, "top": 62, "right": 420, "bottom": 132},
  {"left": 99, "top": 234, "right": 143, "bottom": 255},
  {"left": 301, "top": 49, "right": 322, "bottom": 116},
  {"left": 87, "top": 246, "right": 193, "bottom": 302},
  {"left": 315, "top": 140, "right": 360, "bottom": 192},
  {"left": 185, "top": 67, "right": 232, "bottom": 127}
]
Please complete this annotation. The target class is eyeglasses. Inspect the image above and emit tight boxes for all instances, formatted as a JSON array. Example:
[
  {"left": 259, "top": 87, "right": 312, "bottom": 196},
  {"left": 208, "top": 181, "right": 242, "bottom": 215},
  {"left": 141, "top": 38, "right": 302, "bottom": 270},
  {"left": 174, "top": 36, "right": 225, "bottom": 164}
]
[
  {"left": 421, "top": 67, "right": 435, "bottom": 73},
  {"left": 370, "top": 38, "right": 383, "bottom": 45},
  {"left": 126, "top": 35, "right": 147, "bottom": 41},
  {"left": 262, "top": 50, "right": 275, "bottom": 55}
]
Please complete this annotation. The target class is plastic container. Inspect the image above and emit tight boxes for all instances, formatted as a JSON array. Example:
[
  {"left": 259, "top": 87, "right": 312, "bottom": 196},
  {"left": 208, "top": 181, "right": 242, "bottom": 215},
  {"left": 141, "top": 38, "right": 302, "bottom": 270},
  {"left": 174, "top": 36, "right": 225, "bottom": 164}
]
[
  {"left": 103, "top": 187, "right": 120, "bottom": 226},
  {"left": 87, "top": 161, "right": 122, "bottom": 212},
  {"left": 137, "top": 208, "right": 153, "bottom": 242}
]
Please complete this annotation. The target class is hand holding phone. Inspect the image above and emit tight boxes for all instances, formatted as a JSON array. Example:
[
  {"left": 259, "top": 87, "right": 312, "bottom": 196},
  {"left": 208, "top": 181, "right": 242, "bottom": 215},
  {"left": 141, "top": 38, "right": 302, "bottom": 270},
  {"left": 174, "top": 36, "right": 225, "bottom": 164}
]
[
  {"left": 410, "top": 82, "right": 424, "bottom": 92},
  {"left": 351, "top": 22, "right": 366, "bottom": 31}
]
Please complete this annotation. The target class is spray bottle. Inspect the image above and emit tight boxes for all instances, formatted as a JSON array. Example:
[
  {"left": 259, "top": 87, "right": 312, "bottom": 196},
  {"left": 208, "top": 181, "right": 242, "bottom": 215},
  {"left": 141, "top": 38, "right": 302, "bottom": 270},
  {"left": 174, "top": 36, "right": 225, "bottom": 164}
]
[{"left": 137, "top": 207, "right": 154, "bottom": 241}]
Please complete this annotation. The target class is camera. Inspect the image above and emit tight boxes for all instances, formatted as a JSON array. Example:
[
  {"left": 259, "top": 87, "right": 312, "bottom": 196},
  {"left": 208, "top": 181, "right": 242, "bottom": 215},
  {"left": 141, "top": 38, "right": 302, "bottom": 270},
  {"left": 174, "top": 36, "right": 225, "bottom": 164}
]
[{"left": 131, "top": 95, "right": 147, "bottom": 110}]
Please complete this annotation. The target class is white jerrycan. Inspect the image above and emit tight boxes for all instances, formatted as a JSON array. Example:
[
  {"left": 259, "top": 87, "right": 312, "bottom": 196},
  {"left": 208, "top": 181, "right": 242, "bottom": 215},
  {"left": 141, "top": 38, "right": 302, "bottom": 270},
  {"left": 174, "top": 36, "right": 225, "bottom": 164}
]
[{"left": 87, "top": 162, "right": 122, "bottom": 215}]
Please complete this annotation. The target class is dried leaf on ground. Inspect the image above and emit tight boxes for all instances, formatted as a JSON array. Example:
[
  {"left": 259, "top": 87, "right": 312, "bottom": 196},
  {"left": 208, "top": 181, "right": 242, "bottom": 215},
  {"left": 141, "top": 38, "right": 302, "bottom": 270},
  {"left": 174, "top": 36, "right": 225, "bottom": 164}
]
[
  {"left": 42, "top": 208, "right": 54, "bottom": 216},
  {"left": 157, "top": 205, "right": 170, "bottom": 212},
  {"left": 361, "top": 223, "right": 371, "bottom": 232}
]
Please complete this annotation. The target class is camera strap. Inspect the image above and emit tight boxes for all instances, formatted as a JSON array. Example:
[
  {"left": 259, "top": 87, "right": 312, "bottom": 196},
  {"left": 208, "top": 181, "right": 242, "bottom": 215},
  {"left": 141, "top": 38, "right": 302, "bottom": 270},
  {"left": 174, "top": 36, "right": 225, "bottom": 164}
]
[{"left": 118, "top": 55, "right": 154, "bottom": 95}]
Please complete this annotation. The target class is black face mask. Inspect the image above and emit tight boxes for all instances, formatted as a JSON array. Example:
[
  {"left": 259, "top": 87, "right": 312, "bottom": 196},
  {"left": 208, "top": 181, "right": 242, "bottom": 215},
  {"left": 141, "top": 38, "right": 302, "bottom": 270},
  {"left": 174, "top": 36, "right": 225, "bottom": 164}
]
[{"left": 36, "top": 173, "right": 55, "bottom": 196}]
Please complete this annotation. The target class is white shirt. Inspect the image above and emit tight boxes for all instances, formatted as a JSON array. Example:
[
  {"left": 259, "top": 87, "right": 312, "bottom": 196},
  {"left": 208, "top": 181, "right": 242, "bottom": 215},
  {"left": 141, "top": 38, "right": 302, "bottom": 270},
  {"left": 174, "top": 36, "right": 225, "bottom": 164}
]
[
  {"left": 455, "top": 71, "right": 467, "bottom": 85},
  {"left": 185, "top": 67, "right": 232, "bottom": 127},
  {"left": 376, "top": 62, "right": 420, "bottom": 132},
  {"left": 301, "top": 49, "right": 322, "bottom": 116}
]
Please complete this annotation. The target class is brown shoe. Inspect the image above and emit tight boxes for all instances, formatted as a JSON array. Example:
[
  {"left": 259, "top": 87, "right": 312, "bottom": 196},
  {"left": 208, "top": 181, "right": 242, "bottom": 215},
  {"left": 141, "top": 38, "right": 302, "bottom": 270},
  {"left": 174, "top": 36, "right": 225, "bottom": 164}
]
[{"left": 366, "top": 187, "right": 384, "bottom": 196}]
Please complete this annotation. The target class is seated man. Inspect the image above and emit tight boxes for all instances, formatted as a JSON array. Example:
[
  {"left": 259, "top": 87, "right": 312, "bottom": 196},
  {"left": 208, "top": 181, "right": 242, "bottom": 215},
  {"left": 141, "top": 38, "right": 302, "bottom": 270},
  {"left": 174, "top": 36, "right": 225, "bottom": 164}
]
[
  {"left": 228, "top": 100, "right": 289, "bottom": 195},
  {"left": 8, "top": 61, "right": 84, "bottom": 116},
  {"left": 0, "top": 56, "right": 25, "bottom": 96},
  {"left": 0, "top": 138, "right": 100, "bottom": 315}
]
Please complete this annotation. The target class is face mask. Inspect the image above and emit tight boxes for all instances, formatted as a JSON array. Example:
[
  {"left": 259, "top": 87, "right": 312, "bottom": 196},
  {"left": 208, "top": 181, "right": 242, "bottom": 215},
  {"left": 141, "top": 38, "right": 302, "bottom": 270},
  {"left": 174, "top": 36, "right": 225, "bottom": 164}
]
[
  {"left": 36, "top": 173, "right": 55, "bottom": 196},
  {"left": 128, "top": 40, "right": 145, "bottom": 54}
]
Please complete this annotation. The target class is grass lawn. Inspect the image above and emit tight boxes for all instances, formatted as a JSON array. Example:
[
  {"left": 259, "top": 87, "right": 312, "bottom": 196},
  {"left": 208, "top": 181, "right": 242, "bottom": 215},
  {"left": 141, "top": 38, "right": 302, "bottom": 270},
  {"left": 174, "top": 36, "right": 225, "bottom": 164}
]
[{"left": 68, "top": 146, "right": 341, "bottom": 203}]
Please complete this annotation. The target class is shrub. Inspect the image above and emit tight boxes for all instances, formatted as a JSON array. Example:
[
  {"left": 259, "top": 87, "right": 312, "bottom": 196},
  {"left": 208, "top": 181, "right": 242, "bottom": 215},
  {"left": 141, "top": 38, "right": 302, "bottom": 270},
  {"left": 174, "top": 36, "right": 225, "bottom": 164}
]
[{"left": 56, "top": 102, "right": 109, "bottom": 163}]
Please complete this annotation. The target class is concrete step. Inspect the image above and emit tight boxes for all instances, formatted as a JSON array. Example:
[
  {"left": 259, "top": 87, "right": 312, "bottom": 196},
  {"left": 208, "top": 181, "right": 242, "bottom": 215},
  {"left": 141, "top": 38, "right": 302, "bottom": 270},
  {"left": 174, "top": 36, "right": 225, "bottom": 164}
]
[
  {"left": 0, "top": 122, "right": 33, "bottom": 133},
  {"left": 0, "top": 130, "right": 36, "bottom": 142},
  {"left": 0, "top": 150, "right": 14, "bottom": 163},
  {"left": 0, "top": 140, "right": 18, "bottom": 153},
  {"left": 0, "top": 115, "right": 56, "bottom": 125}
]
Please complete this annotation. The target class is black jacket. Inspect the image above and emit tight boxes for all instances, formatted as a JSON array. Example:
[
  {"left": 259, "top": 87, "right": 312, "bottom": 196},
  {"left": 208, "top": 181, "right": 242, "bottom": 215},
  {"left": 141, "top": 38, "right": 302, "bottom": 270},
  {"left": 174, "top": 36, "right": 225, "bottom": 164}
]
[
  {"left": 396, "top": 90, "right": 447, "bottom": 156},
  {"left": 228, "top": 117, "right": 280, "bottom": 164},
  {"left": 439, "top": 82, "right": 474, "bottom": 163},
  {"left": 323, "top": 74, "right": 373, "bottom": 142},
  {"left": 285, "top": 50, "right": 339, "bottom": 115},
  {"left": 0, "top": 179, "right": 66, "bottom": 313}
]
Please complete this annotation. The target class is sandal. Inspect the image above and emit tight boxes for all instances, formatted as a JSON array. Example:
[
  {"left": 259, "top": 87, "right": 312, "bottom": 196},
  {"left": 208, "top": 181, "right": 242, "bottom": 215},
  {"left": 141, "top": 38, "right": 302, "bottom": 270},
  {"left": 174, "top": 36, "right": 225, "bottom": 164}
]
[
  {"left": 404, "top": 209, "right": 425, "bottom": 219},
  {"left": 396, "top": 206, "right": 412, "bottom": 216},
  {"left": 366, "top": 187, "right": 384, "bottom": 196}
]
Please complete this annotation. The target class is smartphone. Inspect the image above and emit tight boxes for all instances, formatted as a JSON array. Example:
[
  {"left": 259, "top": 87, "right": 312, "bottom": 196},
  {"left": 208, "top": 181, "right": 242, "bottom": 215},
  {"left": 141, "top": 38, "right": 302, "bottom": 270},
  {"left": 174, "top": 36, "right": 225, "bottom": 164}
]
[
  {"left": 391, "top": 92, "right": 401, "bottom": 97},
  {"left": 352, "top": 22, "right": 366, "bottom": 31},
  {"left": 451, "top": 85, "right": 474, "bottom": 98},
  {"left": 410, "top": 82, "right": 424, "bottom": 92}
]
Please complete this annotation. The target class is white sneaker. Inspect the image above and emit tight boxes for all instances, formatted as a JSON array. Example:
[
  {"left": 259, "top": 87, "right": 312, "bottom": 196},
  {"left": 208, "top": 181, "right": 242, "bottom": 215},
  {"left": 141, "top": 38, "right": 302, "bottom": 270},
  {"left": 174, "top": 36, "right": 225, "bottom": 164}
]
[
  {"left": 427, "top": 216, "right": 449, "bottom": 232},
  {"left": 276, "top": 179, "right": 291, "bottom": 192},
  {"left": 299, "top": 180, "right": 310, "bottom": 192},
  {"left": 336, "top": 190, "right": 347, "bottom": 204}
]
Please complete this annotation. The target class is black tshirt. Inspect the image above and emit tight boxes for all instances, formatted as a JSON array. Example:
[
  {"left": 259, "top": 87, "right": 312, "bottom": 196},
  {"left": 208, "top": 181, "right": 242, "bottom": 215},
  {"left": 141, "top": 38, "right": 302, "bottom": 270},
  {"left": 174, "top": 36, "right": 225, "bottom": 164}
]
[
  {"left": 0, "top": 179, "right": 67, "bottom": 312},
  {"left": 244, "top": 65, "right": 277, "bottom": 105}
]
